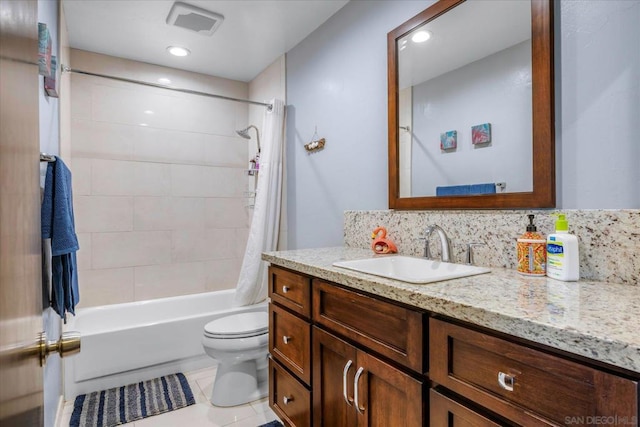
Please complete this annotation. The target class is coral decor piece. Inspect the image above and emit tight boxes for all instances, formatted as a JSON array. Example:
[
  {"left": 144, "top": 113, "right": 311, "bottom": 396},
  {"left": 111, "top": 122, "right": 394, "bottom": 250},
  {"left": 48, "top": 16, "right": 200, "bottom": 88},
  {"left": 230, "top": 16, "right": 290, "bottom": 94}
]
[{"left": 371, "top": 226, "right": 398, "bottom": 254}]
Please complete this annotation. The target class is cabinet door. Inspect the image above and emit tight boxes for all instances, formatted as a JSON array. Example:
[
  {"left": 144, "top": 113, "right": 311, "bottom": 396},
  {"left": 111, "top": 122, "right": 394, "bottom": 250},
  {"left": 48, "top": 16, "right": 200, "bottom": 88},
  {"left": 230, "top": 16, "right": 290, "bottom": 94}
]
[
  {"left": 430, "top": 389, "right": 502, "bottom": 427},
  {"left": 313, "top": 327, "right": 358, "bottom": 427},
  {"left": 355, "top": 350, "right": 424, "bottom": 427}
]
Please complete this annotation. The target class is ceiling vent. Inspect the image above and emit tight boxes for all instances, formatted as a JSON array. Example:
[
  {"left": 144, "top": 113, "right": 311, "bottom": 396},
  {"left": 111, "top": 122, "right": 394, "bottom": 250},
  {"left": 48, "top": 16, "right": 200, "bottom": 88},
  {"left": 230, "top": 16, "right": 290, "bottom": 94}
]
[{"left": 166, "top": 2, "right": 224, "bottom": 36}]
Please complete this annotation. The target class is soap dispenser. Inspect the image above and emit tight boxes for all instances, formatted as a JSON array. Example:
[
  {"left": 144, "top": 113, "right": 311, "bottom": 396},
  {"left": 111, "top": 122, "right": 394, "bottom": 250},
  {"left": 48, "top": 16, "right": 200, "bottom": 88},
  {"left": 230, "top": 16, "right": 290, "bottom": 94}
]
[
  {"left": 517, "top": 214, "right": 546, "bottom": 276},
  {"left": 546, "top": 214, "right": 579, "bottom": 281}
]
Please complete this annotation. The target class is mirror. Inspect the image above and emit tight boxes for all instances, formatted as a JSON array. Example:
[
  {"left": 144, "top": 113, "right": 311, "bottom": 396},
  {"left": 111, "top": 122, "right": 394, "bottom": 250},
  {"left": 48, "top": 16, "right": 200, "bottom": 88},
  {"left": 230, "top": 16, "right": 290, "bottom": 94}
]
[{"left": 388, "top": 0, "right": 554, "bottom": 209}]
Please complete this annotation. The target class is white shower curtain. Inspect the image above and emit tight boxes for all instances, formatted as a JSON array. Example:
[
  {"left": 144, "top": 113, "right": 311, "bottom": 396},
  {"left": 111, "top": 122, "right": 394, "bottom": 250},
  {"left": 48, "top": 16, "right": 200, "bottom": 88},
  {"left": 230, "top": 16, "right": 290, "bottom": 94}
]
[{"left": 234, "top": 99, "right": 285, "bottom": 306}]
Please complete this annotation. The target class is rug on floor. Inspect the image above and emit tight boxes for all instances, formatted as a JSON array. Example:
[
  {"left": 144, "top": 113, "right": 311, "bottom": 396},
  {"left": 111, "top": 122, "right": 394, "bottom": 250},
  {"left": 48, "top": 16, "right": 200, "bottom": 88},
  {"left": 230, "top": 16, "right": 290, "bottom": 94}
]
[
  {"left": 69, "top": 373, "right": 195, "bottom": 427},
  {"left": 258, "top": 421, "right": 283, "bottom": 427}
]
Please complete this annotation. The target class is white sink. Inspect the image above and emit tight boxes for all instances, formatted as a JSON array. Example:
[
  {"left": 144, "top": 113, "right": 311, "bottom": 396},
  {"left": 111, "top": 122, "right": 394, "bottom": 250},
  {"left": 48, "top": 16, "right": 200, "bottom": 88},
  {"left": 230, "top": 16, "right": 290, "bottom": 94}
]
[{"left": 332, "top": 255, "right": 490, "bottom": 284}]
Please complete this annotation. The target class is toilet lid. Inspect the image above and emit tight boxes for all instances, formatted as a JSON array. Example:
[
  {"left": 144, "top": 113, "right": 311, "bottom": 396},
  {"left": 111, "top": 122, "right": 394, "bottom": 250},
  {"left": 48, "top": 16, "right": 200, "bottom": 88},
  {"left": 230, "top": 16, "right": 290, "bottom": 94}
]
[{"left": 204, "top": 312, "right": 268, "bottom": 338}]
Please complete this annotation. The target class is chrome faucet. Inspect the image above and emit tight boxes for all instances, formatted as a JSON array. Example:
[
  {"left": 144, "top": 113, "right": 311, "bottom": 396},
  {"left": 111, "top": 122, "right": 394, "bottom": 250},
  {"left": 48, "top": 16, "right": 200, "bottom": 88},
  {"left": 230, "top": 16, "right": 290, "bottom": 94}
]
[{"left": 423, "top": 224, "right": 453, "bottom": 263}]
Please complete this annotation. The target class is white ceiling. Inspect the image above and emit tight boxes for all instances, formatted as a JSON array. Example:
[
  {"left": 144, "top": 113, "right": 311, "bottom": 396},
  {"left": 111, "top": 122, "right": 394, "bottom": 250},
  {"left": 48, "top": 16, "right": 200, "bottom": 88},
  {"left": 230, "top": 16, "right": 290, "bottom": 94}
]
[{"left": 62, "top": 0, "right": 349, "bottom": 82}]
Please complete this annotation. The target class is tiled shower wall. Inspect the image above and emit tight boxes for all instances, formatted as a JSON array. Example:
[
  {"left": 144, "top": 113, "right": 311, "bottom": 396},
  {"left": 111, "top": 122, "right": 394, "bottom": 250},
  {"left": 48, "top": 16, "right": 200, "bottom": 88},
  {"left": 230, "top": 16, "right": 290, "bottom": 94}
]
[
  {"left": 68, "top": 50, "right": 251, "bottom": 307},
  {"left": 344, "top": 210, "right": 640, "bottom": 285}
]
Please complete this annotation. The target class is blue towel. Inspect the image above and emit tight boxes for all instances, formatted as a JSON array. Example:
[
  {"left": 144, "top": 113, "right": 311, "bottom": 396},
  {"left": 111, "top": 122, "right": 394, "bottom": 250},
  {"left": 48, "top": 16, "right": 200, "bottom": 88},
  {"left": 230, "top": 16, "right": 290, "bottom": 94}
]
[
  {"left": 436, "top": 183, "right": 496, "bottom": 196},
  {"left": 41, "top": 156, "right": 79, "bottom": 321}
]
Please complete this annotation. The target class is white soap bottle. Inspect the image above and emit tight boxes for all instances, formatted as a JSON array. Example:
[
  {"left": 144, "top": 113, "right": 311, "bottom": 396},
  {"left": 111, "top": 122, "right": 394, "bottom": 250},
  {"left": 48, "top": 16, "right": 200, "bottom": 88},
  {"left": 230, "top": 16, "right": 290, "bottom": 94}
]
[{"left": 546, "top": 214, "right": 579, "bottom": 281}]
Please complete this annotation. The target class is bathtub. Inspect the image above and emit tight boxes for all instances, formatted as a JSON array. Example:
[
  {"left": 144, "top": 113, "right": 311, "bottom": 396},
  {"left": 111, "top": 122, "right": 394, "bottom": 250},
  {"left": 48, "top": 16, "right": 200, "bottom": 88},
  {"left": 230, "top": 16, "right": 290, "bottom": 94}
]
[{"left": 63, "top": 289, "right": 267, "bottom": 399}]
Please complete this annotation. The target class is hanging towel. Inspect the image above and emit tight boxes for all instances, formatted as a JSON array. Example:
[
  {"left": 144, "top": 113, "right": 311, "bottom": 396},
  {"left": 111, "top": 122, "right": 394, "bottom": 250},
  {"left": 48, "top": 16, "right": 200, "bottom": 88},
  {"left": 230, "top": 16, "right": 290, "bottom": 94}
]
[
  {"left": 41, "top": 156, "right": 80, "bottom": 322},
  {"left": 436, "top": 183, "right": 496, "bottom": 196}
]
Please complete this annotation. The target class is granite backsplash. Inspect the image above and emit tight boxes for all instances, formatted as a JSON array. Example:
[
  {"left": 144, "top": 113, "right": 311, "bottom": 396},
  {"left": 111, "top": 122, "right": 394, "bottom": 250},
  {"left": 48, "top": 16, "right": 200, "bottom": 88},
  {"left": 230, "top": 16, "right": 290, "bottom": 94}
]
[{"left": 344, "top": 210, "right": 639, "bottom": 285}]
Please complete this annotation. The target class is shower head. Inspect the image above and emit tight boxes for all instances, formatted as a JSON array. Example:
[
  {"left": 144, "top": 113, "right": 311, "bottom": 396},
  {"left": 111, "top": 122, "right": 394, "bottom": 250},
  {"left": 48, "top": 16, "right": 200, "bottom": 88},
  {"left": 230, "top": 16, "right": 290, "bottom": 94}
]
[{"left": 236, "top": 125, "right": 261, "bottom": 152}]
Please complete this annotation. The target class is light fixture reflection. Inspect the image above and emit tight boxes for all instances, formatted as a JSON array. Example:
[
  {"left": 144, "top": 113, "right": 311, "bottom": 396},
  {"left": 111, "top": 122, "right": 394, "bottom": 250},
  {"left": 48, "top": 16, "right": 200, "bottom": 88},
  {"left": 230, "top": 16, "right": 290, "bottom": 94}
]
[
  {"left": 167, "top": 46, "right": 190, "bottom": 57},
  {"left": 411, "top": 30, "right": 432, "bottom": 43},
  {"left": 157, "top": 78, "right": 172, "bottom": 85}
]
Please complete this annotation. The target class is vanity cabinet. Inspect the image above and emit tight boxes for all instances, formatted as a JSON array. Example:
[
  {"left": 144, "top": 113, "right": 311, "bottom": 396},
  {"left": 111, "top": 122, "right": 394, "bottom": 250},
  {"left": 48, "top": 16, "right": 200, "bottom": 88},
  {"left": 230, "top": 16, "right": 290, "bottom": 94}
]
[
  {"left": 268, "top": 266, "right": 427, "bottom": 427},
  {"left": 268, "top": 266, "right": 313, "bottom": 427},
  {"left": 268, "top": 264, "right": 639, "bottom": 427},
  {"left": 430, "top": 317, "right": 639, "bottom": 426},
  {"left": 313, "top": 326, "right": 424, "bottom": 426}
]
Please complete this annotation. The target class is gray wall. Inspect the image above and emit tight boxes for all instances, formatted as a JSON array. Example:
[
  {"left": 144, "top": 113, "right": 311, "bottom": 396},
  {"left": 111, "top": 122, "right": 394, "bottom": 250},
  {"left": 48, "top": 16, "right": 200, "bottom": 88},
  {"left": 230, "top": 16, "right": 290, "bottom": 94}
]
[{"left": 286, "top": 0, "right": 640, "bottom": 250}]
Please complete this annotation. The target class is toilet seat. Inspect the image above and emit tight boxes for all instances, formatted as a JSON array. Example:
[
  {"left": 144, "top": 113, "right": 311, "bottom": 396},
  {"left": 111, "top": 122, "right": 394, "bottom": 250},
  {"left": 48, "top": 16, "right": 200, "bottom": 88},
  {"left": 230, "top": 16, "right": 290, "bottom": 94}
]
[{"left": 204, "top": 312, "right": 268, "bottom": 339}]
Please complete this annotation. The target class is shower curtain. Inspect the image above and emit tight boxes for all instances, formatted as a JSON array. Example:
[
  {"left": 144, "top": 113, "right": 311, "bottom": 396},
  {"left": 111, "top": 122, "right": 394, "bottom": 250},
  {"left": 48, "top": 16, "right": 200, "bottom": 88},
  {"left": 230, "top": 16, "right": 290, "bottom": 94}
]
[{"left": 234, "top": 99, "right": 285, "bottom": 306}]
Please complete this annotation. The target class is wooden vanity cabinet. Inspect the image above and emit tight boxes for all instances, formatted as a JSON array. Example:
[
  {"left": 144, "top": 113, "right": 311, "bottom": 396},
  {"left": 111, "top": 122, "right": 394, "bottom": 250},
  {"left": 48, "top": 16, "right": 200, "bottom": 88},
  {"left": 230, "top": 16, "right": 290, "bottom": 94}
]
[
  {"left": 429, "top": 317, "right": 639, "bottom": 426},
  {"left": 268, "top": 266, "right": 313, "bottom": 427},
  {"left": 312, "top": 326, "right": 424, "bottom": 427},
  {"left": 268, "top": 266, "right": 427, "bottom": 426}
]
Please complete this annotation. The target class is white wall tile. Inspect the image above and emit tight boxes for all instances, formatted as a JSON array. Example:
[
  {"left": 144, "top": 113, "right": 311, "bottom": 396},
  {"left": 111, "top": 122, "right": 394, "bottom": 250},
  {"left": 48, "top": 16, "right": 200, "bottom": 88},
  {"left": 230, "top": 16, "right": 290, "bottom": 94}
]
[
  {"left": 92, "top": 159, "right": 170, "bottom": 196},
  {"left": 70, "top": 119, "right": 135, "bottom": 160},
  {"left": 91, "top": 159, "right": 134, "bottom": 196},
  {"left": 171, "top": 228, "right": 237, "bottom": 263},
  {"left": 76, "top": 233, "right": 92, "bottom": 271},
  {"left": 92, "top": 231, "right": 171, "bottom": 269},
  {"left": 70, "top": 77, "right": 91, "bottom": 120},
  {"left": 204, "top": 259, "right": 240, "bottom": 292},
  {"left": 205, "top": 198, "right": 249, "bottom": 229},
  {"left": 77, "top": 267, "right": 134, "bottom": 308},
  {"left": 133, "top": 162, "right": 171, "bottom": 196},
  {"left": 171, "top": 197, "right": 206, "bottom": 230},
  {"left": 203, "top": 135, "right": 247, "bottom": 167},
  {"left": 134, "top": 127, "right": 206, "bottom": 165},
  {"left": 75, "top": 196, "right": 133, "bottom": 233},
  {"left": 171, "top": 165, "right": 245, "bottom": 197},
  {"left": 71, "top": 158, "right": 91, "bottom": 196},
  {"left": 133, "top": 197, "right": 173, "bottom": 231},
  {"left": 134, "top": 262, "right": 205, "bottom": 301}
]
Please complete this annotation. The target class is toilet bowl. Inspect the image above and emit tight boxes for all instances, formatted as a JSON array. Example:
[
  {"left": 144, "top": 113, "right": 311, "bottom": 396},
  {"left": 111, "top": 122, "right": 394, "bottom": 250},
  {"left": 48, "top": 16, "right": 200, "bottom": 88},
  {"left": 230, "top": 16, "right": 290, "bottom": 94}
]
[{"left": 202, "top": 310, "right": 269, "bottom": 407}]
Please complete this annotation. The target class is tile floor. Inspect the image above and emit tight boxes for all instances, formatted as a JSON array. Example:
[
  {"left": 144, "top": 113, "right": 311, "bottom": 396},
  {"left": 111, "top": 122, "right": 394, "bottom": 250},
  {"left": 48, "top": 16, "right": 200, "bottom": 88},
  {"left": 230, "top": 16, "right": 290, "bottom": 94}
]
[{"left": 58, "top": 365, "right": 281, "bottom": 427}]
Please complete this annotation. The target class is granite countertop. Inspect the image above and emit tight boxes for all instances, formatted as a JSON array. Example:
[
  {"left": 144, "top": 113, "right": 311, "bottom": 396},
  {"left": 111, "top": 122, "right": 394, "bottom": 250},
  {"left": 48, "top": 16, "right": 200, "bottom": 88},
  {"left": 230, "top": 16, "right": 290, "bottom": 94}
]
[{"left": 262, "top": 247, "right": 640, "bottom": 374}]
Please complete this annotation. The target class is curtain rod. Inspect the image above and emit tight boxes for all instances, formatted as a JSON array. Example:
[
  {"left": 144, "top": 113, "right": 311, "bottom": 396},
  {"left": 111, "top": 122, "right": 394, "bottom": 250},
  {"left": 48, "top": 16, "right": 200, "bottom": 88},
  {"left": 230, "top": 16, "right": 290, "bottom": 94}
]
[{"left": 61, "top": 65, "right": 273, "bottom": 111}]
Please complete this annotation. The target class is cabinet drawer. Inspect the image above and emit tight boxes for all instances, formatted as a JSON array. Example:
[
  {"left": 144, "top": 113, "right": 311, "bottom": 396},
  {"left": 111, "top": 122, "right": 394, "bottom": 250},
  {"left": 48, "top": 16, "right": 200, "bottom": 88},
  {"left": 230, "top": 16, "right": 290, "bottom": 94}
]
[
  {"left": 269, "top": 303, "right": 312, "bottom": 386},
  {"left": 312, "top": 279, "right": 425, "bottom": 373},
  {"left": 269, "top": 358, "right": 311, "bottom": 427},
  {"left": 430, "top": 389, "right": 502, "bottom": 427},
  {"left": 269, "top": 266, "right": 311, "bottom": 318},
  {"left": 430, "top": 318, "right": 638, "bottom": 426}
]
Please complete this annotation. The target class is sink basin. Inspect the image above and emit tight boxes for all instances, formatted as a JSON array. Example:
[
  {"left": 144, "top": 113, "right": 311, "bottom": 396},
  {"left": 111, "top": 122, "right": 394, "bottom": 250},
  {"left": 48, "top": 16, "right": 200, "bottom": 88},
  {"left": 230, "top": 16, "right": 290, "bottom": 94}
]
[{"left": 332, "top": 255, "right": 490, "bottom": 284}]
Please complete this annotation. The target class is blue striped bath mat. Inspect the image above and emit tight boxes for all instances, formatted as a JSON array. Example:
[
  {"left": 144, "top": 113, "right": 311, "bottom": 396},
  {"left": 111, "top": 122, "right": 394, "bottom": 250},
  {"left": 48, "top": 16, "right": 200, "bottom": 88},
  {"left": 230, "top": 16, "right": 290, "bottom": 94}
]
[{"left": 70, "top": 373, "right": 195, "bottom": 427}]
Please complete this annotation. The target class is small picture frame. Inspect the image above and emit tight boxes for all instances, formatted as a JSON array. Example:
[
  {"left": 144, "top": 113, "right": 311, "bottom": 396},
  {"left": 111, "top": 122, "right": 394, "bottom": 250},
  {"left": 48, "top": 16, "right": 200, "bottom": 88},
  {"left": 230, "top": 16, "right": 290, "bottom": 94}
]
[
  {"left": 38, "top": 23, "right": 52, "bottom": 77},
  {"left": 472, "top": 123, "right": 491, "bottom": 145},
  {"left": 440, "top": 130, "right": 457, "bottom": 150},
  {"left": 44, "top": 56, "right": 59, "bottom": 98}
]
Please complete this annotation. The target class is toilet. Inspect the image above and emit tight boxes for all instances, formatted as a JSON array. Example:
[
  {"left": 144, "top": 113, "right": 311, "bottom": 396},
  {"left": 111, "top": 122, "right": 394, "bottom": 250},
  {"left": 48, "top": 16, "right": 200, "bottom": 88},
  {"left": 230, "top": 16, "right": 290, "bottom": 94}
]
[{"left": 201, "top": 310, "right": 269, "bottom": 407}]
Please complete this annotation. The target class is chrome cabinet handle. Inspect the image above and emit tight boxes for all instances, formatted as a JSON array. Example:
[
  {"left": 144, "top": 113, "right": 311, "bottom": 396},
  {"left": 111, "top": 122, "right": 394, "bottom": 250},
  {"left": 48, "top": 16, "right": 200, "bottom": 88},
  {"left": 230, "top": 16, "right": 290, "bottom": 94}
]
[
  {"left": 354, "top": 366, "right": 365, "bottom": 414},
  {"left": 282, "top": 286, "right": 290, "bottom": 293},
  {"left": 498, "top": 371, "right": 515, "bottom": 392},
  {"left": 342, "top": 360, "right": 353, "bottom": 406},
  {"left": 283, "top": 336, "right": 291, "bottom": 344},
  {"left": 283, "top": 395, "right": 293, "bottom": 405}
]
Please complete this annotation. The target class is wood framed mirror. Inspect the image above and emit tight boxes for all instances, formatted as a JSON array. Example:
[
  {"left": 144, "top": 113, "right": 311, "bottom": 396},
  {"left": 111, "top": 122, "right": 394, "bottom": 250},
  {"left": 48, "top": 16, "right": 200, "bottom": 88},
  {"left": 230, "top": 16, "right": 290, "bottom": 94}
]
[{"left": 388, "top": 0, "right": 554, "bottom": 209}]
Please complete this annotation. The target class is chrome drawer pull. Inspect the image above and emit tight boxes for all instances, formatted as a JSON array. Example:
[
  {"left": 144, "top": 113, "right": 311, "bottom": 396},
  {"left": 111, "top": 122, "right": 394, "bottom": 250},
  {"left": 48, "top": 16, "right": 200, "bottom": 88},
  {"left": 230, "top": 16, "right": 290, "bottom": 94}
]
[
  {"left": 354, "top": 366, "right": 365, "bottom": 414},
  {"left": 283, "top": 336, "right": 291, "bottom": 344},
  {"left": 283, "top": 395, "right": 293, "bottom": 405},
  {"left": 343, "top": 360, "right": 353, "bottom": 406},
  {"left": 498, "top": 371, "right": 515, "bottom": 392},
  {"left": 282, "top": 286, "right": 290, "bottom": 293}
]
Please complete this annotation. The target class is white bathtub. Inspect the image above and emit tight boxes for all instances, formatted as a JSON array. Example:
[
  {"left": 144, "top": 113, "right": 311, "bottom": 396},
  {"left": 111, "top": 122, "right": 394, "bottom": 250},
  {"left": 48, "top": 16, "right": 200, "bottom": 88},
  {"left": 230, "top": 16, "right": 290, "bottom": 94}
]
[{"left": 64, "top": 289, "right": 267, "bottom": 399}]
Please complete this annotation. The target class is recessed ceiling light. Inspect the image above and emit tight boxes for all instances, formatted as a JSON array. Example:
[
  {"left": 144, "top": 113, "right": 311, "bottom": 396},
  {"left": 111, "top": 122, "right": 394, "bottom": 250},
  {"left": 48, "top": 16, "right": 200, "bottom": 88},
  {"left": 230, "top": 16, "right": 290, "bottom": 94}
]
[
  {"left": 411, "top": 30, "right": 432, "bottom": 43},
  {"left": 140, "top": 123, "right": 148, "bottom": 127},
  {"left": 167, "top": 46, "right": 190, "bottom": 57},
  {"left": 144, "top": 110, "right": 154, "bottom": 115},
  {"left": 157, "top": 78, "right": 172, "bottom": 85}
]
